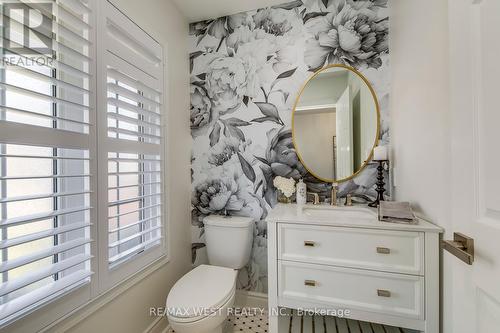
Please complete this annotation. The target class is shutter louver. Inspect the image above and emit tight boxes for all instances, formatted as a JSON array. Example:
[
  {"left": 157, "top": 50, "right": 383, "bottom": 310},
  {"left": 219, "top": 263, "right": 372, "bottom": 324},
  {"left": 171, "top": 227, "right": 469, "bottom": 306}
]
[
  {"left": 98, "top": 1, "right": 164, "bottom": 273},
  {"left": 0, "top": 0, "right": 94, "bottom": 326},
  {"left": 0, "top": 144, "right": 92, "bottom": 325},
  {"left": 0, "top": 0, "right": 93, "bottom": 134},
  {"left": 106, "top": 53, "right": 162, "bottom": 145},
  {"left": 107, "top": 152, "right": 162, "bottom": 266}
]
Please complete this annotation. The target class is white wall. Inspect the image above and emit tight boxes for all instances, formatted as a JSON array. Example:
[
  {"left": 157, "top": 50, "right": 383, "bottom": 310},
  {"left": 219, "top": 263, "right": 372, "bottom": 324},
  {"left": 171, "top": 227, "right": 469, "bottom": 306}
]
[
  {"left": 390, "top": 0, "right": 452, "bottom": 332},
  {"left": 4, "top": 1, "right": 192, "bottom": 332}
]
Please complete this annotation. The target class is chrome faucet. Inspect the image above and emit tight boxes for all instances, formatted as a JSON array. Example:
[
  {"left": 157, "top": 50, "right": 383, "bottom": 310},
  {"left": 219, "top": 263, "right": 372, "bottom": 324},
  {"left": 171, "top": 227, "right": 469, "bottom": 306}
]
[{"left": 306, "top": 192, "right": 320, "bottom": 205}]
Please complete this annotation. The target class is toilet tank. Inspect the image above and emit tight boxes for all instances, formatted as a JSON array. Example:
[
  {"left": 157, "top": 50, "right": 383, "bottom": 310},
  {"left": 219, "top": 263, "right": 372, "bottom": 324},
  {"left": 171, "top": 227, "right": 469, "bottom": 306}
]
[{"left": 204, "top": 215, "right": 254, "bottom": 269}]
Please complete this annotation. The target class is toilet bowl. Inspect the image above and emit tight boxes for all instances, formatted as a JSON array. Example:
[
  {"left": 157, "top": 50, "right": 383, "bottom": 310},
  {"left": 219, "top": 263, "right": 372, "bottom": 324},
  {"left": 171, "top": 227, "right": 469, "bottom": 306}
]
[
  {"left": 166, "top": 216, "right": 253, "bottom": 333},
  {"left": 166, "top": 265, "right": 237, "bottom": 333}
]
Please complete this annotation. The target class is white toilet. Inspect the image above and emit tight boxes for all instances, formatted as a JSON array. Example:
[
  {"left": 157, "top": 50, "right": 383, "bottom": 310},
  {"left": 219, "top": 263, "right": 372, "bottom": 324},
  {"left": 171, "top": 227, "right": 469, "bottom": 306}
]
[{"left": 166, "top": 215, "right": 254, "bottom": 333}]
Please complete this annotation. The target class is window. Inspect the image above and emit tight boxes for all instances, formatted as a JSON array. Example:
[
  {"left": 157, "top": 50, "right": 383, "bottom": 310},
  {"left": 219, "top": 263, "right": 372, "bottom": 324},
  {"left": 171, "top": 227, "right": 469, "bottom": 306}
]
[
  {"left": 97, "top": 0, "right": 165, "bottom": 290},
  {"left": 0, "top": 144, "right": 91, "bottom": 324},
  {"left": 0, "top": 0, "right": 94, "bottom": 326},
  {"left": 0, "top": 0, "right": 166, "bottom": 327}
]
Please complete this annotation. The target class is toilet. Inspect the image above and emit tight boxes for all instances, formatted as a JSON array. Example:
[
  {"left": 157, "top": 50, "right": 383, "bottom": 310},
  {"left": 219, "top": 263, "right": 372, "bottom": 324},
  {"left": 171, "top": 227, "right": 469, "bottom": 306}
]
[{"left": 166, "top": 215, "right": 254, "bottom": 333}]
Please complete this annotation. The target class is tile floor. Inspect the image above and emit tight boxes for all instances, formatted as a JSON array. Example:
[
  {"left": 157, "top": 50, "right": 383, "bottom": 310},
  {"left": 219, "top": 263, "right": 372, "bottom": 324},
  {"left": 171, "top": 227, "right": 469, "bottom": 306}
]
[
  {"left": 228, "top": 311, "right": 269, "bottom": 333},
  {"left": 168, "top": 308, "right": 418, "bottom": 333},
  {"left": 168, "top": 309, "right": 269, "bottom": 333}
]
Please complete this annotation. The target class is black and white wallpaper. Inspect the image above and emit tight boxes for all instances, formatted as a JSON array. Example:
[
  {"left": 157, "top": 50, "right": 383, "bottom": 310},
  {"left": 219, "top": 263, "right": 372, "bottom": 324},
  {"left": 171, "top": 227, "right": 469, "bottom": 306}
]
[{"left": 189, "top": 0, "right": 390, "bottom": 293}]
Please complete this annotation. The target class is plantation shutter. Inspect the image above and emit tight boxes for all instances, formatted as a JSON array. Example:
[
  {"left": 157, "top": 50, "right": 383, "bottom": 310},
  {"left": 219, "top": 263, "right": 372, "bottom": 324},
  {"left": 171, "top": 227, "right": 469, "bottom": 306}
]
[
  {"left": 97, "top": 0, "right": 164, "bottom": 286},
  {"left": 0, "top": 0, "right": 94, "bottom": 326}
]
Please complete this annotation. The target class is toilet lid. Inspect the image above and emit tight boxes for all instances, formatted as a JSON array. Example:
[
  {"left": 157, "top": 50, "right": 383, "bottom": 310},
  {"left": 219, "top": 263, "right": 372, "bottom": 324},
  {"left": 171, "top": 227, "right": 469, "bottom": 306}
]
[{"left": 166, "top": 265, "right": 237, "bottom": 319}]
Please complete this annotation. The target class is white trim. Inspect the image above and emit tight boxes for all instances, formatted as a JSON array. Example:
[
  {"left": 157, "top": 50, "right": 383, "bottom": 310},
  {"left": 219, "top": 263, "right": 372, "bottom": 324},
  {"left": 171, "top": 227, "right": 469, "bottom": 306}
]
[
  {"left": 143, "top": 316, "right": 169, "bottom": 333},
  {"left": 96, "top": 0, "right": 167, "bottom": 292},
  {"left": 0, "top": 121, "right": 90, "bottom": 149},
  {"left": 295, "top": 103, "right": 337, "bottom": 113},
  {"left": 0, "top": 0, "right": 171, "bottom": 330},
  {"left": 424, "top": 232, "right": 440, "bottom": 333},
  {"left": 41, "top": 255, "right": 170, "bottom": 333}
]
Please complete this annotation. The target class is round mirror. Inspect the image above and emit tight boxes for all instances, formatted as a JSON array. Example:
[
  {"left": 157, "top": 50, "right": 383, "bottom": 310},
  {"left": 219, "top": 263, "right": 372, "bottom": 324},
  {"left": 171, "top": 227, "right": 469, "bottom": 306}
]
[{"left": 292, "top": 64, "right": 380, "bottom": 183}]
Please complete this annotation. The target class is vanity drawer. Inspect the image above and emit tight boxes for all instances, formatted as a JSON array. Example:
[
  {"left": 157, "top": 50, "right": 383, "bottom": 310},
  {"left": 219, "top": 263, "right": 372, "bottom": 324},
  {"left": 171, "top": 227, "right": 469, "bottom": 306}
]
[
  {"left": 278, "top": 261, "right": 424, "bottom": 320},
  {"left": 278, "top": 223, "right": 424, "bottom": 275}
]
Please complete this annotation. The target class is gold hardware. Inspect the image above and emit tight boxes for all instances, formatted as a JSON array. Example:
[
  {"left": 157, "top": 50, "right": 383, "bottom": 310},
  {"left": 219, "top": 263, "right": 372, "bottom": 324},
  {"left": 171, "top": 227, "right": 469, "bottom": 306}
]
[
  {"left": 345, "top": 193, "right": 353, "bottom": 206},
  {"left": 376, "top": 247, "right": 391, "bottom": 254},
  {"left": 306, "top": 192, "right": 320, "bottom": 205},
  {"left": 304, "top": 241, "right": 316, "bottom": 247},
  {"left": 304, "top": 280, "right": 316, "bottom": 287},
  {"left": 442, "top": 232, "right": 474, "bottom": 265},
  {"left": 331, "top": 183, "right": 338, "bottom": 206},
  {"left": 377, "top": 289, "right": 391, "bottom": 297}
]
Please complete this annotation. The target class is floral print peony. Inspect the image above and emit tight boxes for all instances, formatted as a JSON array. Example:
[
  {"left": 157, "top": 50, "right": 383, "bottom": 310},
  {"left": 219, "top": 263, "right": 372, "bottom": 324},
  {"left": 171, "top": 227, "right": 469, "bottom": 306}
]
[
  {"left": 189, "top": 0, "right": 390, "bottom": 293},
  {"left": 206, "top": 57, "right": 252, "bottom": 114},
  {"left": 190, "top": 84, "right": 213, "bottom": 136},
  {"left": 304, "top": 0, "right": 389, "bottom": 71}
]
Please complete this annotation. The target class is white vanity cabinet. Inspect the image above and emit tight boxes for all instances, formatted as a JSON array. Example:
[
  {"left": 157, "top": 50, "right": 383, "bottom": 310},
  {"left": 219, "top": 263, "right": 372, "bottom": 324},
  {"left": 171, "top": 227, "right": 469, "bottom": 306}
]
[{"left": 267, "top": 204, "right": 443, "bottom": 333}]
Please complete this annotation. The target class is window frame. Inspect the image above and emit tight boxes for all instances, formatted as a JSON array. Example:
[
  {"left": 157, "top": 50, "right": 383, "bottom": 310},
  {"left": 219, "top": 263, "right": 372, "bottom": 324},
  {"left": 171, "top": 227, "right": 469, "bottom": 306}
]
[
  {"left": 95, "top": 0, "right": 167, "bottom": 292},
  {"left": 0, "top": 0, "right": 97, "bottom": 325},
  {"left": 0, "top": 0, "right": 168, "bottom": 330}
]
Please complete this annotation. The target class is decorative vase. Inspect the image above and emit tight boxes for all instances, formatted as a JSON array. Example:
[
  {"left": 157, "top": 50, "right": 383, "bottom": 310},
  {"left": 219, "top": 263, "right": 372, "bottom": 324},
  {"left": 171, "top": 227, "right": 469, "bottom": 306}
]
[{"left": 277, "top": 190, "right": 292, "bottom": 204}]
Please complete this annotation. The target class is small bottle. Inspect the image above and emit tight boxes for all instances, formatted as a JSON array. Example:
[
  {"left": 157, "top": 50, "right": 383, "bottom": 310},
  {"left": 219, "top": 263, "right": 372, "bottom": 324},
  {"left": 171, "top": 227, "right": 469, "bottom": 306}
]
[{"left": 296, "top": 179, "right": 307, "bottom": 205}]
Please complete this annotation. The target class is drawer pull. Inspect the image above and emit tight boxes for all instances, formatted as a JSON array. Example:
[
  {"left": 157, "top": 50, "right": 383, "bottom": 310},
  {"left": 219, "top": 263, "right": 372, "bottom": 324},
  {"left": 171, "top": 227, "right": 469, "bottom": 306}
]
[
  {"left": 304, "top": 280, "right": 316, "bottom": 287},
  {"left": 376, "top": 247, "right": 391, "bottom": 254},
  {"left": 304, "top": 241, "right": 316, "bottom": 247},
  {"left": 377, "top": 289, "right": 391, "bottom": 297}
]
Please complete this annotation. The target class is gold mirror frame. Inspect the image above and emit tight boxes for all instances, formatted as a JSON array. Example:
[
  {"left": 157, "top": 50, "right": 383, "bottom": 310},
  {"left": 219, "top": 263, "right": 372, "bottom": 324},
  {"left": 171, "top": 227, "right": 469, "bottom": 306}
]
[{"left": 292, "top": 64, "right": 381, "bottom": 184}]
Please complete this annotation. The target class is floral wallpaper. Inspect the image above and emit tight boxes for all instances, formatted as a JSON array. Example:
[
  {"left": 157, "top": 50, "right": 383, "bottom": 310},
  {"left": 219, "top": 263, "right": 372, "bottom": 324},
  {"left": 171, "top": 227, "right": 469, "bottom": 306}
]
[{"left": 189, "top": 0, "right": 390, "bottom": 293}]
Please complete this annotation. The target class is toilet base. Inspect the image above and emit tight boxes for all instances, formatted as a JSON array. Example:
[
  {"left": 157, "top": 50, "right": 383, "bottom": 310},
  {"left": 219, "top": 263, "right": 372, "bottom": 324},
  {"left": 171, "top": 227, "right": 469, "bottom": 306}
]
[{"left": 168, "top": 293, "right": 235, "bottom": 333}]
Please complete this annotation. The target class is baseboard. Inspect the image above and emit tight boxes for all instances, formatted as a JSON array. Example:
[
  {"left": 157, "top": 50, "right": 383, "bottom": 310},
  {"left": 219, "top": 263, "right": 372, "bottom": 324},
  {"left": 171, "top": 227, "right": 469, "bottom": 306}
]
[
  {"left": 143, "top": 316, "right": 169, "bottom": 333},
  {"left": 234, "top": 290, "right": 268, "bottom": 309}
]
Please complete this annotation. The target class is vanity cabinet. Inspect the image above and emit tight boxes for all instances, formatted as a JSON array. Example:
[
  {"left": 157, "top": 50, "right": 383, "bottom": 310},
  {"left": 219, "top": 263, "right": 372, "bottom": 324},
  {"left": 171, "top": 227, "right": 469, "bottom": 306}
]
[{"left": 267, "top": 204, "right": 443, "bottom": 333}]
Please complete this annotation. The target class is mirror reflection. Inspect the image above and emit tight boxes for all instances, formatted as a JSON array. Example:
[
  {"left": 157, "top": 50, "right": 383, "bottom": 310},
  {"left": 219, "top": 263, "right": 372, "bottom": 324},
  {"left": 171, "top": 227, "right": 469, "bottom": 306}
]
[{"left": 293, "top": 65, "right": 379, "bottom": 182}]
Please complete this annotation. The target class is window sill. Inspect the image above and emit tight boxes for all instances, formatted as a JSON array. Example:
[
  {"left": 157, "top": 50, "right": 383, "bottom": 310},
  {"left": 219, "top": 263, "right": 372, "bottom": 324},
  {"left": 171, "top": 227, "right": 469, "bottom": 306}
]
[{"left": 41, "top": 254, "right": 170, "bottom": 333}]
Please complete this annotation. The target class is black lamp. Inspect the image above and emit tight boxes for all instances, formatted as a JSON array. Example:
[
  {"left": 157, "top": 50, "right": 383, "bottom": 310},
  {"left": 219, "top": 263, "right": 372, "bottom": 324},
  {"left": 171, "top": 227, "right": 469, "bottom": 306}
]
[{"left": 368, "top": 146, "right": 388, "bottom": 208}]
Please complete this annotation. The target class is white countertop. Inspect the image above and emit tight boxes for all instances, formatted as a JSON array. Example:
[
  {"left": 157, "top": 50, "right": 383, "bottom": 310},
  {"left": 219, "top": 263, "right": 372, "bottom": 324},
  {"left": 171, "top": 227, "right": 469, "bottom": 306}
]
[{"left": 266, "top": 203, "right": 443, "bottom": 233}]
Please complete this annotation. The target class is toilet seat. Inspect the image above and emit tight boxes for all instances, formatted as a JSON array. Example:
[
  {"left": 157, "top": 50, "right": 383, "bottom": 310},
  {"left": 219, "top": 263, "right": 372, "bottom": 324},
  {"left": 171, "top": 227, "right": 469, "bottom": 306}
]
[
  {"left": 166, "top": 265, "right": 237, "bottom": 323},
  {"left": 167, "top": 289, "right": 235, "bottom": 324}
]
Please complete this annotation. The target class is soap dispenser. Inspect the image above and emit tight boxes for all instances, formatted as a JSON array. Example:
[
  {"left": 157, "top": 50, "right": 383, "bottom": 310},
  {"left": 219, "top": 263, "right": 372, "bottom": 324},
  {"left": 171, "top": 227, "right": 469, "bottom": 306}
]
[{"left": 296, "top": 179, "right": 307, "bottom": 205}]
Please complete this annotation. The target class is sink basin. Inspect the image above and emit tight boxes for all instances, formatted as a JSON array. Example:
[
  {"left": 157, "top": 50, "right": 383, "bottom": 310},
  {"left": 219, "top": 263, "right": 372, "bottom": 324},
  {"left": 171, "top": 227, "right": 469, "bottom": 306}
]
[{"left": 301, "top": 205, "right": 376, "bottom": 220}]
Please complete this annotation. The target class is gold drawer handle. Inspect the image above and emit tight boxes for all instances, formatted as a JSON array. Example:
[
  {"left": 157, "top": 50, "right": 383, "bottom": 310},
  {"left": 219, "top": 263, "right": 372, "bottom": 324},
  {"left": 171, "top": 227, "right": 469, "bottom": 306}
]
[
  {"left": 304, "top": 280, "right": 316, "bottom": 287},
  {"left": 304, "top": 241, "right": 316, "bottom": 247},
  {"left": 376, "top": 247, "right": 391, "bottom": 254},
  {"left": 377, "top": 289, "right": 391, "bottom": 297}
]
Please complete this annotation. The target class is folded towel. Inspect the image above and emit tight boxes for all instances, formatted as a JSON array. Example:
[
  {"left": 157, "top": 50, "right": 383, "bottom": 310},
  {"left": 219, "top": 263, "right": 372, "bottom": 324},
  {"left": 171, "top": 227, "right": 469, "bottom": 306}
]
[{"left": 378, "top": 201, "right": 418, "bottom": 224}]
